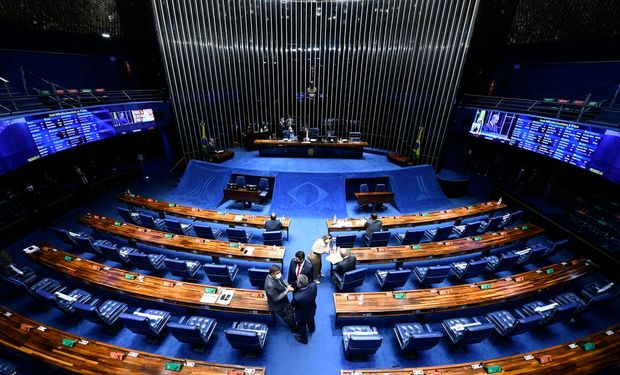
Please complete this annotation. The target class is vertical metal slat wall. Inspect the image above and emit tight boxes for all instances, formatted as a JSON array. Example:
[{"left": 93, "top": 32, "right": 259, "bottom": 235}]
[{"left": 152, "top": 0, "right": 479, "bottom": 166}]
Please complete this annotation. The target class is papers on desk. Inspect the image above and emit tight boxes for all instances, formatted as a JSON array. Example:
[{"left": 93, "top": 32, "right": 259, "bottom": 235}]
[
  {"left": 23, "top": 245, "right": 40, "bottom": 254},
  {"left": 355, "top": 220, "right": 365, "bottom": 226},
  {"left": 326, "top": 251, "right": 343, "bottom": 265},
  {"left": 217, "top": 289, "right": 235, "bottom": 305},
  {"left": 332, "top": 220, "right": 352, "bottom": 228},
  {"left": 200, "top": 293, "right": 218, "bottom": 304},
  {"left": 234, "top": 215, "right": 244, "bottom": 222},
  {"left": 245, "top": 246, "right": 255, "bottom": 255}
]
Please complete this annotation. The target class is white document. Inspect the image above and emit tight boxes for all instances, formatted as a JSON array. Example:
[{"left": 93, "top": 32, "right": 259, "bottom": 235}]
[
  {"left": 200, "top": 294, "right": 218, "bottom": 304},
  {"left": 234, "top": 215, "right": 244, "bottom": 222},
  {"left": 326, "top": 251, "right": 343, "bottom": 265},
  {"left": 216, "top": 289, "right": 235, "bottom": 305}
]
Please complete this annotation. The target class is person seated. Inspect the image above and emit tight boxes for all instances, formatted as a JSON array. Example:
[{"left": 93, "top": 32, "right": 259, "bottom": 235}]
[
  {"left": 364, "top": 212, "right": 383, "bottom": 236},
  {"left": 332, "top": 248, "right": 357, "bottom": 282},
  {"left": 264, "top": 213, "right": 282, "bottom": 232},
  {"left": 285, "top": 126, "right": 296, "bottom": 141},
  {"left": 299, "top": 126, "right": 309, "bottom": 142}
]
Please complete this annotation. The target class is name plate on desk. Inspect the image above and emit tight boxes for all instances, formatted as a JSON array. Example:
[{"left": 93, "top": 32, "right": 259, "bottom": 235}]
[{"left": 217, "top": 290, "right": 235, "bottom": 305}]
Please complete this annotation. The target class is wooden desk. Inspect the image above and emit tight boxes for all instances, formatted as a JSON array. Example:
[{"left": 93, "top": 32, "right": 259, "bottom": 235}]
[
  {"left": 245, "top": 130, "right": 271, "bottom": 150},
  {"left": 327, "top": 200, "right": 507, "bottom": 233},
  {"left": 341, "top": 323, "right": 620, "bottom": 375},
  {"left": 334, "top": 258, "right": 595, "bottom": 318},
  {"left": 354, "top": 192, "right": 395, "bottom": 206},
  {"left": 25, "top": 245, "right": 271, "bottom": 315},
  {"left": 208, "top": 149, "right": 234, "bottom": 163},
  {"left": 117, "top": 192, "right": 291, "bottom": 237},
  {"left": 79, "top": 213, "right": 285, "bottom": 264},
  {"left": 0, "top": 306, "right": 267, "bottom": 374},
  {"left": 254, "top": 139, "right": 368, "bottom": 158},
  {"left": 223, "top": 188, "right": 262, "bottom": 203},
  {"left": 387, "top": 153, "right": 414, "bottom": 166},
  {"left": 351, "top": 224, "right": 543, "bottom": 264}
]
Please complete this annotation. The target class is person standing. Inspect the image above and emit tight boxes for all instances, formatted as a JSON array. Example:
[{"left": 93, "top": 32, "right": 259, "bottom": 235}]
[
  {"left": 264, "top": 265, "right": 298, "bottom": 332},
  {"left": 291, "top": 275, "right": 317, "bottom": 344},
  {"left": 308, "top": 234, "right": 332, "bottom": 284},
  {"left": 287, "top": 251, "right": 314, "bottom": 288}
]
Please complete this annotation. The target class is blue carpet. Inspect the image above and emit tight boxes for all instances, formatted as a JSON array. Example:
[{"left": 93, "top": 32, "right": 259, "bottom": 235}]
[{"left": 2, "top": 154, "right": 620, "bottom": 375}]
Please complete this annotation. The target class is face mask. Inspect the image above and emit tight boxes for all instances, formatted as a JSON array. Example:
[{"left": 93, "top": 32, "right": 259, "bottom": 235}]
[{"left": 274, "top": 273, "right": 282, "bottom": 280}]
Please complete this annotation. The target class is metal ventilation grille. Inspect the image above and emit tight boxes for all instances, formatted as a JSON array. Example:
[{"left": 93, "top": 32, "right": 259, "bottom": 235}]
[
  {"left": 508, "top": 0, "right": 620, "bottom": 44},
  {"left": 0, "top": 0, "right": 120, "bottom": 36},
  {"left": 153, "top": 0, "right": 479, "bottom": 165}
]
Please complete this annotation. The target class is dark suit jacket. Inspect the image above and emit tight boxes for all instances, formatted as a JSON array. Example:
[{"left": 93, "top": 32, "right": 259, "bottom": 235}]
[
  {"left": 287, "top": 259, "right": 314, "bottom": 286},
  {"left": 334, "top": 255, "right": 357, "bottom": 277},
  {"left": 264, "top": 219, "right": 282, "bottom": 232},
  {"left": 291, "top": 282, "right": 317, "bottom": 323},
  {"left": 364, "top": 219, "right": 383, "bottom": 236},
  {"left": 264, "top": 275, "right": 291, "bottom": 312}
]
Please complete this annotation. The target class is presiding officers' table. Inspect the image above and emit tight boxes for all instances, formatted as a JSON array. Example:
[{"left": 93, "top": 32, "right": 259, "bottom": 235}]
[
  {"left": 117, "top": 192, "right": 291, "bottom": 237},
  {"left": 334, "top": 258, "right": 595, "bottom": 318},
  {"left": 24, "top": 245, "right": 271, "bottom": 315},
  {"left": 327, "top": 200, "right": 507, "bottom": 233},
  {"left": 79, "top": 213, "right": 285, "bottom": 264},
  {"left": 254, "top": 139, "right": 368, "bottom": 158},
  {"left": 341, "top": 324, "right": 620, "bottom": 375},
  {"left": 0, "top": 306, "right": 267, "bottom": 374}
]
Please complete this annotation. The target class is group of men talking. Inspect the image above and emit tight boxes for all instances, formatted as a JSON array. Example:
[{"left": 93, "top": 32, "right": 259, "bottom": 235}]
[{"left": 261, "top": 211, "right": 385, "bottom": 344}]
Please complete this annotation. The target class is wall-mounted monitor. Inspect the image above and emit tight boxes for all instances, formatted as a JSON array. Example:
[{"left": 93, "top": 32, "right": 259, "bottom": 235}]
[
  {"left": 0, "top": 103, "right": 167, "bottom": 176},
  {"left": 470, "top": 109, "right": 620, "bottom": 184}
]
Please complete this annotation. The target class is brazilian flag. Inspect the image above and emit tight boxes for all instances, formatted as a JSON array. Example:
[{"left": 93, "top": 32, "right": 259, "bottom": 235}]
[{"left": 411, "top": 127, "right": 424, "bottom": 160}]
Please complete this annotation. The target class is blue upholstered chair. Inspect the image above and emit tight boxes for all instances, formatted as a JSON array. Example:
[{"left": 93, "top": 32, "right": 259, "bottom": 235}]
[
  {"left": 582, "top": 279, "right": 619, "bottom": 302},
  {"left": 120, "top": 308, "right": 171, "bottom": 341},
  {"left": 52, "top": 227, "right": 85, "bottom": 246},
  {"left": 359, "top": 183, "right": 369, "bottom": 193},
  {"left": 394, "top": 323, "right": 443, "bottom": 352},
  {"left": 23, "top": 277, "right": 63, "bottom": 298},
  {"left": 0, "top": 359, "right": 17, "bottom": 375},
  {"left": 521, "top": 301, "right": 558, "bottom": 325},
  {"left": 450, "top": 258, "right": 489, "bottom": 280},
  {"left": 128, "top": 251, "right": 166, "bottom": 271},
  {"left": 486, "top": 310, "right": 542, "bottom": 336},
  {"left": 98, "top": 242, "right": 135, "bottom": 264},
  {"left": 138, "top": 212, "right": 166, "bottom": 230},
  {"left": 483, "top": 252, "right": 521, "bottom": 273},
  {"left": 262, "top": 231, "right": 283, "bottom": 246},
  {"left": 168, "top": 316, "right": 217, "bottom": 348},
  {"left": 235, "top": 176, "right": 246, "bottom": 188},
  {"left": 362, "top": 230, "right": 390, "bottom": 247},
  {"left": 74, "top": 235, "right": 114, "bottom": 255},
  {"left": 248, "top": 268, "right": 270, "bottom": 288},
  {"left": 424, "top": 224, "right": 454, "bottom": 242},
  {"left": 523, "top": 300, "right": 580, "bottom": 325},
  {"left": 204, "top": 264, "right": 238, "bottom": 284},
  {"left": 0, "top": 264, "right": 37, "bottom": 286},
  {"left": 226, "top": 228, "right": 253, "bottom": 243},
  {"left": 412, "top": 265, "right": 451, "bottom": 285},
  {"left": 395, "top": 229, "right": 425, "bottom": 245},
  {"left": 522, "top": 244, "right": 548, "bottom": 264},
  {"left": 442, "top": 317, "right": 494, "bottom": 345},
  {"left": 117, "top": 206, "right": 139, "bottom": 224},
  {"left": 308, "top": 127, "right": 319, "bottom": 139},
  {"left": 479, "top": 216, "right": 504, "bottom": 233},
  {"left": 349, "top": 132, "right": 362, "bottom": 142},
  {"left": 342, "top": 325, "right": 383, "bottom": 356},
  {"left": 193, "top": 223, "right": 222, "bottom": 239},
  {"left": 164, "top": 258, "right": 202, "bottom": 278},
  {"left": 335, "top": 234, "right": 356, "bottom": 248},
  {"left": 375, "top": 183, "right": 386, "bottom": 192},
  {"left": 225, "top": 321, "right": 269, "bottom": 352},
  {"left": 73, "top": 299, "right": 128, "bottom": 327},
  {"left": 452, "top": 221, "right": 482, "bottom": 238},
  {"left": 334, "top": 268, "right": 366, "bottom": 291},
  {"left": 258, "top": 178, "right": 270, "bottom": 202},
  {"left": 164, "top": 218, "right": 193, "bottom": 235},
  {"left": 553, "top": 292, "right": 590, "bottom": 314},
  {"left": 375, "top": 269, "right": 411, "bottom": 290},
  {"left": 501, "top": 210, "right": 523, "bottom": 228},
  {"left": 37, "top": 288, "right": 94, "bottom": 314}
]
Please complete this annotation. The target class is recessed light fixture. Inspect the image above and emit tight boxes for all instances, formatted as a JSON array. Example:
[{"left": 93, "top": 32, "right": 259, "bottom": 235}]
[{"left": 101, "top": 33, "right": 111, "bottom": 38}]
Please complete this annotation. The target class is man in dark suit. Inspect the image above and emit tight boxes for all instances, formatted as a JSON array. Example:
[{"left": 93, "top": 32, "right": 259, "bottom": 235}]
[
  {"left": 332, "top": 248, "right": 357, "bottom": 282},
  {"left": 264, "top": 265, "right": 298, "bottom": 332},
  {"left": 264, "top": 212, "right": 282, "bottom": 232},
  {"left": 291, "top": 274, "right": 317, "bottom": 344},
  {"left": 364, "top": 212, "right": 383, "bottom": 236},
  {"left": 287, "top": 251, "right": 314, "bottom": 288}
]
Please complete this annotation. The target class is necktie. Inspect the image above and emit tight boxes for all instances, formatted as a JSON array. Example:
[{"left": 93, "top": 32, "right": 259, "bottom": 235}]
[{"left": 296, "top": 263, "right": 302, "bottom": 277}]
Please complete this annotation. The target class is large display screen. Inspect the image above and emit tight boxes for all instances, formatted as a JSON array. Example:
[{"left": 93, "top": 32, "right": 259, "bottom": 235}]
[
  {"left": 470, "top": 109, "right": 620, "bottom": 184},
  {"left": 0, "top": 107, "right": 157, "bottom": 175}
]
